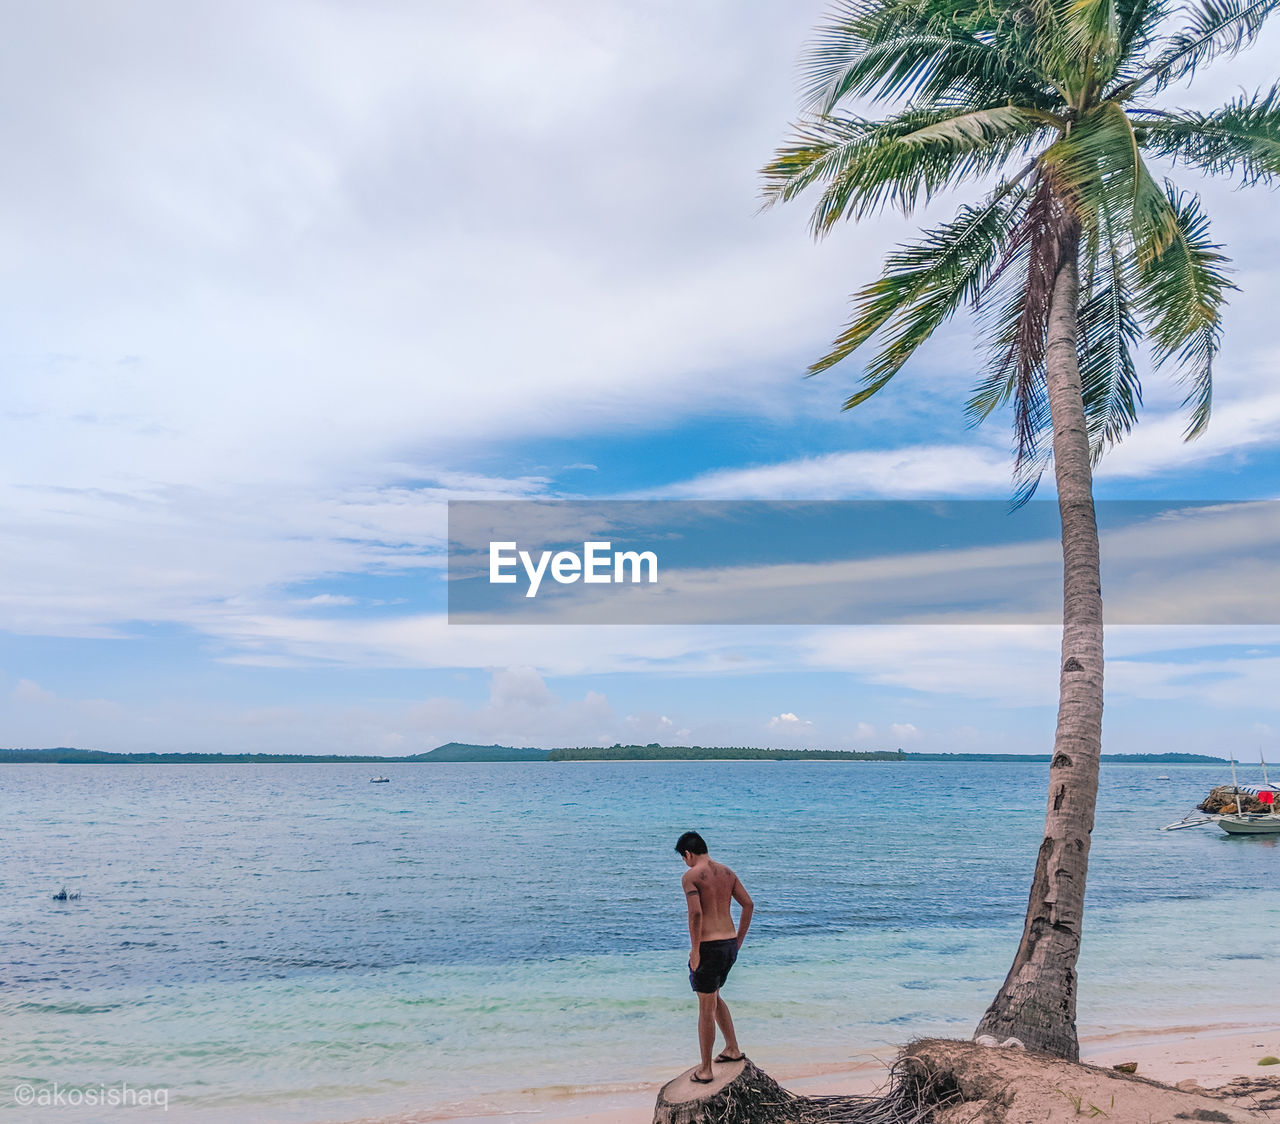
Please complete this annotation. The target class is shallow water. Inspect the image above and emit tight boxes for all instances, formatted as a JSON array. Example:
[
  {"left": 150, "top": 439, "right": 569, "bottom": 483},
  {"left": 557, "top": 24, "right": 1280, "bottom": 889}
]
[{"left": 1, "top": 761, "right": 1274, "bottom": 1121}]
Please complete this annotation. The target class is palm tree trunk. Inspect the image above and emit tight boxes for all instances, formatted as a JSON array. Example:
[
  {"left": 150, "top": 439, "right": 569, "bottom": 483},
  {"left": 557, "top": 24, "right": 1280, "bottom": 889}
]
[{"left": 974, "top": 222, "right": 1104, "bottom": 1061}]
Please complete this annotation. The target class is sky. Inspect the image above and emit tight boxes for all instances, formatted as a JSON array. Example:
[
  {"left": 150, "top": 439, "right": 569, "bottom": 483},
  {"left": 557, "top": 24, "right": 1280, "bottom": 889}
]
[{"left": 3, "top": 0, "right": 1280, "bottom": 757}]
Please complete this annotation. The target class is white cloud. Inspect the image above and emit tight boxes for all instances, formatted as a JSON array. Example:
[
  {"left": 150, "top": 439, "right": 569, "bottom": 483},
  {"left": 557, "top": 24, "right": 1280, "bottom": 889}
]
[
  {"left": 622, "top": 712, "right": 693, "bottom": 744},
  {"left": 0, "top": 3, "right": 862, "bottom": 497},
  {"left": 1095, "top": 389, "right": 1280, "bottom": 485},
  {"left": 12, "top": 678, "right": 56, "bottom": 704},
  {"left": 654, "top": 444, "right": 1013, "bottom": 500},
  {"left": 767, "top": 711, "right": 812, "bottom": 730},
  {"left": 0, "top": 4, "right": 1277, "bottom": 658},
  {"left": 0, "top": 2, "right": 879, "bottom": 646},
  {"left": 489, "top": 666, "right": 556, "bottom": 710},
  {"left": 4, "top": 4, "right": 1280, "bottom": 756},
  {"left": 652, "top": 397, "right": 1280, "bottom": 503},
  {"left": 890, "top": 722, "right": 919, "bottom": 740}
]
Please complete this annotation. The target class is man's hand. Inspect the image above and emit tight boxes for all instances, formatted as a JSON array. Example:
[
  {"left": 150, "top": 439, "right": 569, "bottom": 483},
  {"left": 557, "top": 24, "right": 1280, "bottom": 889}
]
[{"left": 689, "top": 949, "right": 701, "bottom": 972}]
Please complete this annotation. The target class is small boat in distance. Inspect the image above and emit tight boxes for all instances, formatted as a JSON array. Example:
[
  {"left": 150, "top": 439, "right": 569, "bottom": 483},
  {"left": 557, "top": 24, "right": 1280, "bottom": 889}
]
[{"left": 369, "top": 776, "right": 390, "bottom": 784}]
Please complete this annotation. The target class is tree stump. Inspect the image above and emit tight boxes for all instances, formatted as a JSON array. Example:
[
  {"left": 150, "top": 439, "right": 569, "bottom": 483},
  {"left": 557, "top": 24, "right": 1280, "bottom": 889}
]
[
  {"left": 651, "top": 1055, "right": 935, "bottom": 1124},
  {"left": 653, "top": 1057, "right": 798, "bottom": 1124}
]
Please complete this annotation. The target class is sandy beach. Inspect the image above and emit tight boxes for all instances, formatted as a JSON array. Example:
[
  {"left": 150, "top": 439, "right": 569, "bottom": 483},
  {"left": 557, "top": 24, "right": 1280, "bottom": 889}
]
[{"left": 360, "top": 1022, "right": 1280, "bottom": 1124}]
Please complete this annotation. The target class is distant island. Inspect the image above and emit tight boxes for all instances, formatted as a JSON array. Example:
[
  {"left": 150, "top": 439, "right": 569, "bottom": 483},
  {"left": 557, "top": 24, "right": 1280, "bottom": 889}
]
[
  {"left": 0, "top": 743, "right": 1228, "bottom": 764},
  {"left": 0, "top": 742, "right": 542, "bottom": 764},
  {"left": 411, "top": 742, "right": 547, "bottom": 762},
  {"left": 549, "top": 745, "right": 907, "bottom": 761},
  {"left": 546, "top": 745, "right": 1226, "bottom": 764}
]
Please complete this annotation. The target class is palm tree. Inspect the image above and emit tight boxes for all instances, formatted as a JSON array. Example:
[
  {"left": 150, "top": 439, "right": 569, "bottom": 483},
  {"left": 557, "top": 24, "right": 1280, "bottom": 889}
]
[{"left": 764, "top": 0, "right": 1278, "bottom": 1059}]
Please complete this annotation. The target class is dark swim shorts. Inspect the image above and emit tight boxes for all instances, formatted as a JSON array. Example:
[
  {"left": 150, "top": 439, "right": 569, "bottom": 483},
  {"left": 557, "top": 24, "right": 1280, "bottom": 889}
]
[{"left": 689, "top": 937, "right": 738, "bottom": 993}]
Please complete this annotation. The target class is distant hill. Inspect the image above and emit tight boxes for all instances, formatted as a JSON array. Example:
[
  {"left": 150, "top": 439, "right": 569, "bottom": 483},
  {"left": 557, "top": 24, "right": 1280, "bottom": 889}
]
[{"left": 411, "top": 742, "right": 549, "bottom": 762}]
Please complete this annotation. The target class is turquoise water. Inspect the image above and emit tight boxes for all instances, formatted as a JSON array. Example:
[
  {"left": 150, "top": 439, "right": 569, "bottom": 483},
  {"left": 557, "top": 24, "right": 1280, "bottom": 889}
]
[{"left": 1, "top": 761, "right": 1276, "bottom": 1121}]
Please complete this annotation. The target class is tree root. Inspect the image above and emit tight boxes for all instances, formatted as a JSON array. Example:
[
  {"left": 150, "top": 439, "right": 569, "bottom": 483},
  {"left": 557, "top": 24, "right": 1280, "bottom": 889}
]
[
  {"left": 652, "top": 1054, "right": 960, "bottom": 1124},
  {"left": 655, "top": 1039, "right": 1277, "bottom": 1124}
]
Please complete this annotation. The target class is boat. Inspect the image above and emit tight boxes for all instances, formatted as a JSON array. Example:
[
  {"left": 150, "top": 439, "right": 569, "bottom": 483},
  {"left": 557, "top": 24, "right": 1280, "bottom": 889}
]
[
  {"left": 1161, "top": 752, "right": 1280, "bottom": 834},
  {"left": 1215, "top": 798, "right": 1280, "bottom": 833},
  {"left": 369, "top": 776, "right": 390, "bottom": 784},
  {"left": 1215, "top": 752, "right": 1280, "bottom": 834}
]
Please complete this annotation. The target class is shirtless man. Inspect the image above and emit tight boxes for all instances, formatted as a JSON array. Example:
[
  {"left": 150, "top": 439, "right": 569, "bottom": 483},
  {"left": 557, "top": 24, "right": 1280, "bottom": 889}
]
[{"left": 674, "top": 831, "right": 753, "bottom": 1083}]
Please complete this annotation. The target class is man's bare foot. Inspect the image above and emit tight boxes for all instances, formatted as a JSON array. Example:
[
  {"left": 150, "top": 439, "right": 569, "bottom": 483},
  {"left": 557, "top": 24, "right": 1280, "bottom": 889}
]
[
  {"left": 714, "top": 1051, "right": 744, "bottom": 1062},
  {"left": 691, "top": 1068, "right": 715, "bottom": 1083}
]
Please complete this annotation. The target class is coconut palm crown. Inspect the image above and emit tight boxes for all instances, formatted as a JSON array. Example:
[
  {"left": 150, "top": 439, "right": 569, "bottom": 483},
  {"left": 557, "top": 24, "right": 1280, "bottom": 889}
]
[
  {"left": 764, "top": 0, "right": 1278, "bottom": 493},
  {"left": 764, "top": 0, "right": 1278, "bottom": 1060}
]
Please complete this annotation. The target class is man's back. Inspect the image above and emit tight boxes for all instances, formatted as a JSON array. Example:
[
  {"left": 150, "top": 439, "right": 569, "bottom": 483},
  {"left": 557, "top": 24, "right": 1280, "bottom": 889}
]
[{"left": 682, "top": 859, "right": 739, "bottom": 941}]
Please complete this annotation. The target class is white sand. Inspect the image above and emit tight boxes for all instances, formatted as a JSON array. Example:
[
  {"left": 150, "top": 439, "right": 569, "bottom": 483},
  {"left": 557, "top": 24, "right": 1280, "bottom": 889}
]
[{"left": 358, "top": 1022, "right": 1280, "bottom": 1124}]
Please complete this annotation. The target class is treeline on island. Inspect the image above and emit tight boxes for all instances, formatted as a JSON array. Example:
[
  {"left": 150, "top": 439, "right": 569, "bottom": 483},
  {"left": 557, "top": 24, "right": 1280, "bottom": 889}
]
[
  {"left": 546, "top": 745, "right": 1225, "bottom": 764},
  {"left": 0, "top": 748, "right": 408, "bottom": 764},
  {"left": 0, "top": 744, "right": 1227, "bottom": 765},
  {"left": 547, "top": 745, "right": 907, "bottom": 761}
]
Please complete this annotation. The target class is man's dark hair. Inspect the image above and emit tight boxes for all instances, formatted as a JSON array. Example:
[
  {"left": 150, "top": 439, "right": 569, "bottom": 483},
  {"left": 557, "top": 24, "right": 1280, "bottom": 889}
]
[{"left": 675, "top": 831, "right": 708, "bottom": 856}]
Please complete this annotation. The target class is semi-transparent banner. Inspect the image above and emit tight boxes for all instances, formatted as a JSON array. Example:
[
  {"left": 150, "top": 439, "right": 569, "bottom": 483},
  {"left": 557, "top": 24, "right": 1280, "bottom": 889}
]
[{"left": 447, "top": 500, "right": 1280, "bottom": 624}]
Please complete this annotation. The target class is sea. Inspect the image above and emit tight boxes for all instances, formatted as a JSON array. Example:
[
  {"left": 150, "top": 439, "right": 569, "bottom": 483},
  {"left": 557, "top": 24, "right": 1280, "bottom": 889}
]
[{"left": 2, "top": 761, "right": 1276, "bottom": 1122}]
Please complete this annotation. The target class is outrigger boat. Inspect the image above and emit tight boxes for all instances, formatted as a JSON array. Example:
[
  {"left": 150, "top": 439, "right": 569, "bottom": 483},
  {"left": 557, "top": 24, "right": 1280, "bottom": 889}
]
[
  {"left": 1215, "top": 790, "right": 1280, "bottom": 833},
  {"left": 1161, "top": 752, "right": 1280, "bottom": 835}
]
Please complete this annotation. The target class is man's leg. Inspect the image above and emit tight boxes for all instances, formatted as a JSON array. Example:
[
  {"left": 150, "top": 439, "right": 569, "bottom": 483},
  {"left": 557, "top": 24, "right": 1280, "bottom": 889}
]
[
  {"left": 713, "top": 995, "right": 742, "bottom": 1060},
  {"left": 694, "top": 990, "right": 717, "bottom": 1081}
]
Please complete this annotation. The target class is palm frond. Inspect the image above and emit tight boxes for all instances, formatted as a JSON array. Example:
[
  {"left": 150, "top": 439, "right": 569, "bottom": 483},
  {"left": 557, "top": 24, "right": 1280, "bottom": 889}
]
[
  {"left": 1136, "top": 84, "right": 1280, "bottom": 184},
  {"left": 1115, "top": 0, "right": 1170, "bottom": 57},
  {"left": 762, "top": 106, "right": 1049, "bottom": 232},
  {"left": 1038, "top": 101, "right": 1177, "bottom": 263},
  {"left": 1115, "top": 0, "right": 1280, "bottom": 96},
  {"left": 801, "top": 0, "right": 1056, "bottom": 112},
  {"left": 983, "top": 187, "right": 1141, "bottom": 492},
  {"left": 806, "top": 183, "right": 1026, "bottom": 415},
  {"left": 1078, "top": 239, "right": 1143, "bottom": 459},
  {"left": 1101, "top": 0, "right": 1172, "bottom": 93},
  {"left": 970, "top": 268, "right": 1055, "bottom": 502},
  {"left": 972, "top": 174, "right": 1077, "bottom": 470},
  {"left": 1063, "top": 0, "right": 1121, "bottom": 87},
  {"left": 1134, "top": 185, "right": 1236, "bottom": 438}
]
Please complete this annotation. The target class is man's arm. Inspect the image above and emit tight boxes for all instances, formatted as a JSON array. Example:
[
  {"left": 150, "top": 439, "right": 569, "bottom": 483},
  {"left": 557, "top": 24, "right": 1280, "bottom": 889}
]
[
  {"left": 683, "top": 872, "right": 703, "bottom": 967},
  {"left": 731, "top": 875, "right": 753, "bottom": 949}
]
